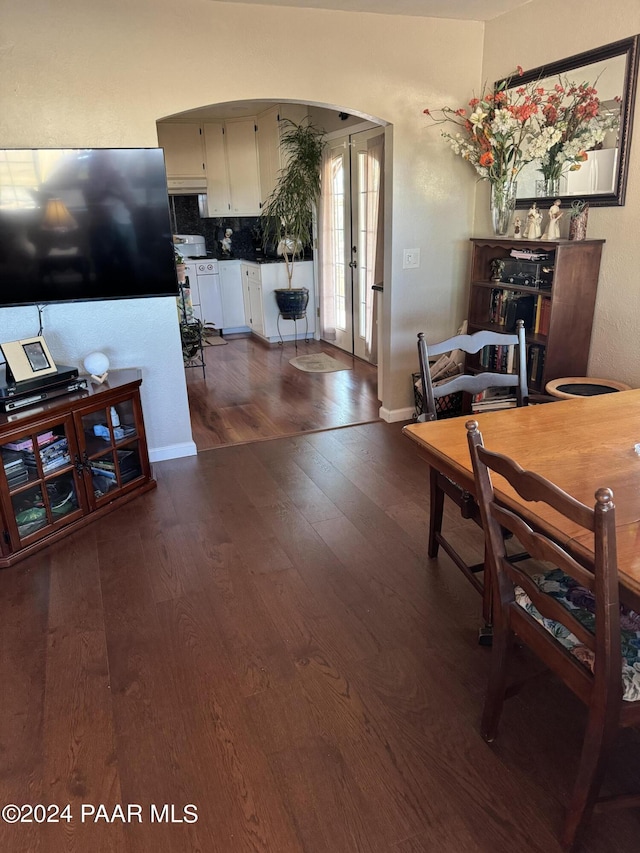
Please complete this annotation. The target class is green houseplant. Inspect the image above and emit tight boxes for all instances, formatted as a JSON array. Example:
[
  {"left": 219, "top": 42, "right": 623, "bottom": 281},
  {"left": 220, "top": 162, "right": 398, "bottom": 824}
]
[{"left": 260, "top": 119, "right": 326, "bottom": 318}]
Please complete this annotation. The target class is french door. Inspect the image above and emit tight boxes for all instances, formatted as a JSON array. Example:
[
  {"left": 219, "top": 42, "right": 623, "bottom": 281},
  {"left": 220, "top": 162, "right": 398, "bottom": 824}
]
[{"left": 319, "top": 127, "right": 383, "bottom": 362}]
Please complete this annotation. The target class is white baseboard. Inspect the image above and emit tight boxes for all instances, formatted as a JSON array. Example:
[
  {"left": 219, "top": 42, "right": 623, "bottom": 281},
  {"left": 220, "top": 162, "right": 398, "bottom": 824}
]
[
  {"left": 149, "top": 441, "right": 198, "bottom": 462},
  {"left": 379, "top": 405, "right": 416, "bottom": 423}
]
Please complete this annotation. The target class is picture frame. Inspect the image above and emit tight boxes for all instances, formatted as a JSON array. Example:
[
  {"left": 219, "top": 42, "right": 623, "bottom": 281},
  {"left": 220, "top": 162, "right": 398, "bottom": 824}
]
[{"left": 1, "top": 336, "right": 58, "bottom": 383}]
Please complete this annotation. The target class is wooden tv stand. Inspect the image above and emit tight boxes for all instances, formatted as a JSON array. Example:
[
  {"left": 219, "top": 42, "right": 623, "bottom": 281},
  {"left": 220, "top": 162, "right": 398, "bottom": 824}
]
[{"left": 0, "top": 369, "right": 155, "bottom": 567}]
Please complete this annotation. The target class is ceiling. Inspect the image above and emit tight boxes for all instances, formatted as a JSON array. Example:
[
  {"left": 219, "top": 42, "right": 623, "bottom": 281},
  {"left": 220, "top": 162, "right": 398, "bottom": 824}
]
[{"left": 205, "top": 0, "right": 533, "bottom": 22}]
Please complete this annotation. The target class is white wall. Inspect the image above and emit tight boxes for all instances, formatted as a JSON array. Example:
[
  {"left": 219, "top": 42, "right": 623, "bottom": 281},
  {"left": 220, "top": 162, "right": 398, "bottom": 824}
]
[
  {"left": 1, "top": 0, "right": 484, "bottom": 428},
  {"left": 483, "top": 0, "right": 640, "bottom": 387}
]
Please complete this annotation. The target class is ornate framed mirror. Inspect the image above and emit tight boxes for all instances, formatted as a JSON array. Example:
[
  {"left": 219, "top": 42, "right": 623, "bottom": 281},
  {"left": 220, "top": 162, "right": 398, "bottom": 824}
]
[{"left": 496, "top": 35, "right": 639, "bottom": 208}]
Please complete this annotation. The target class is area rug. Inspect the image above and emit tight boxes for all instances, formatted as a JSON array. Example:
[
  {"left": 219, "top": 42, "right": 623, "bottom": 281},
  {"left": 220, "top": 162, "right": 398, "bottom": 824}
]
[{"left": 289, "top": 353, "right": 351, "bottom": 373}]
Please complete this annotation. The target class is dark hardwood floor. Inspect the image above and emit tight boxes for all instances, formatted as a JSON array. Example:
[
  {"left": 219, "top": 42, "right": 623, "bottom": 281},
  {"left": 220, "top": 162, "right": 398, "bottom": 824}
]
[
  {"left": 2, "top": 422, "right": 640, "bottom": 852},
  {"left": 186, "top": 335, "right": 381, "bottom": 450}
]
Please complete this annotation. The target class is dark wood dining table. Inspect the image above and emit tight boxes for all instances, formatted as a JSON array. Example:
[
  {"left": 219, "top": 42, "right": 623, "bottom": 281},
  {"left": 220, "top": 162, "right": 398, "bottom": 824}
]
[{"left": 403, "top": 389, "right": 640, "bottom": 610}]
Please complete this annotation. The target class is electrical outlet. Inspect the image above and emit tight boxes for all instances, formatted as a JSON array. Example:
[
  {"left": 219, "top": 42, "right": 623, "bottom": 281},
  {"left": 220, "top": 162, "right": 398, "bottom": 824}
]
[{"left": 403, "top": 248, "right": 420, "bottom": 269}]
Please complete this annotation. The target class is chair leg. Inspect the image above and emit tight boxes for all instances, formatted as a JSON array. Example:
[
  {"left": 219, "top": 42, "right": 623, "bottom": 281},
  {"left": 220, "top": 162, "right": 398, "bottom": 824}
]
[
  {"left": 559, "top": 707, "right": 619, "bottom": 851},
  {"left": 481, "top": 543, "right": 492, "bottom": 626},
  {"left": 480, "top": 619, "right": 511, "bottom": 742},
  {"left": 428, "top": 466, "right": 445, "bottom": 558}
]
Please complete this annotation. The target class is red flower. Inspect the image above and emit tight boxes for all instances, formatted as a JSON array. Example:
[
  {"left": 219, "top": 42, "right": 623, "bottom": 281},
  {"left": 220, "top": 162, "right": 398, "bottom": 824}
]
[{"left": 479, "top": 151, "right": 494, "bottom": 167}]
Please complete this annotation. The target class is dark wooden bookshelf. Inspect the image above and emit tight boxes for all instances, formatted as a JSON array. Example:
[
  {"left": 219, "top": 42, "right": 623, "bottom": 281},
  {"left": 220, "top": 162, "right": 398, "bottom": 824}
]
[{"left": 466, "top": 237, "right": 604, "bottom": 393}]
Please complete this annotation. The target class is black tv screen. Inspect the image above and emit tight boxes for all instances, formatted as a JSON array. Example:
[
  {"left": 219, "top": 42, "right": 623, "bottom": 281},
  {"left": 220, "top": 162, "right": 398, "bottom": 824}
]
[{"left": 0, "top": 148, "right": 178, "bottom": 306}]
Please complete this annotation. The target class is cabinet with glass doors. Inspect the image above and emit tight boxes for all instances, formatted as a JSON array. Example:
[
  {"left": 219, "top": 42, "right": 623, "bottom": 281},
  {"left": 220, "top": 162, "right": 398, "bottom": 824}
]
[{"left": 0, "top": 369, "right": 155, "bottom": 566}]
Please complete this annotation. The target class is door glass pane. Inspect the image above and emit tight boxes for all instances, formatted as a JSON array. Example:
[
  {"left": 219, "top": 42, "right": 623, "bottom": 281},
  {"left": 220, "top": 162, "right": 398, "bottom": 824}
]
[
  {"left": 90, "top": 444, "right": 142, "bottom": 499},
  {"left": 357, "top": 148, "right": 379, "bottom": 343},
  {"left": 47, "top": 473, "right": 79, "bottom": 522},
  {"left": 12, "top": 485, "right": 48, "bottom": 539},
  {"left": 331, "top": 154, "right": 347, "bottom": 330},
  {"left": 81, "top": 404, "right": 137, "bottom": 453}
]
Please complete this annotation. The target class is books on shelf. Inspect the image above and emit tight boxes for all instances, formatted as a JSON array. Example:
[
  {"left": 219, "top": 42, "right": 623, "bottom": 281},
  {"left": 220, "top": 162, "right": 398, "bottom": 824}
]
[
  {"left": 23, "top": 436, "right": 70, "bottom": 473},
  {"left": 4, "top": 431, "right": 55, "bottom": 453},
  {"left": 471, "top": 388, "right": 518, "bottom": 413},
  {"left": 527, "top": 344, "right": 546, "bottom": 385}
]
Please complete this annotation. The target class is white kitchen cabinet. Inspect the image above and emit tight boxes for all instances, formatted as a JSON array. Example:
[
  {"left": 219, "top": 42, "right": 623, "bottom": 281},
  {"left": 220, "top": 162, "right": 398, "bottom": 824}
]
[
  {"left": 203, "top": 118, "right": 261, "bottom": 217},
  {"left": 157, "top": 123, "right": 206, "bottom": 180},
  {"left": 241, "top": 264, "right": 264, "bottom": 336},
  {"left": 225, "top": 118, "right": 261, "bottom": 215},
  {"left": 241, "top": 261, "right": 315, "bottom": 343},
  {"left": 218, "top": 261, "right": 249, "bottom": 331},
  {"left": 202, "top": 121, "right": 231, "bottom": 216},
  {"left": 256, "top": 104, "right": 309, "bottom": 206}
]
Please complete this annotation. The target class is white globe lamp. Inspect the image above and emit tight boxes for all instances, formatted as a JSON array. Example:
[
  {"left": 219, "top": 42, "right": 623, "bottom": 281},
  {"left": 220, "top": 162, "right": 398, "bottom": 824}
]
[{"left": 84, "top": 351, "right": 109, "bottom": 383}]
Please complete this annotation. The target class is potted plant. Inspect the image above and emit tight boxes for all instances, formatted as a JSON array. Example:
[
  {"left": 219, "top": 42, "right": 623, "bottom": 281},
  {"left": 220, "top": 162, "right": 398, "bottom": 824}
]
[
  {"left": 174, "top": 246, "right": 187, "bottom": 284},
  {"left": 568, "top": 199, "right": 589, "bottom": 241},
  {"left": 260, "top": 119, "right": 326, "bottom": 318}
]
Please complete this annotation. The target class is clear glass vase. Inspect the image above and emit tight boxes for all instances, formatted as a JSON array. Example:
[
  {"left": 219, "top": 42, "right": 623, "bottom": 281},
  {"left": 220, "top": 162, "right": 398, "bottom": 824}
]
[
  {"left": 490, "top": 180, "right": 517, "bottom": 236},
  {"left": 544, "top": 176, "right": 561, "bottom": 197}
]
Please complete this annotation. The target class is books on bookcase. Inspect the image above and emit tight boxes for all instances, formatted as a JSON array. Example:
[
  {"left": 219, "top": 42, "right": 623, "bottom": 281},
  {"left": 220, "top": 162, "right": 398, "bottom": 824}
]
[{"left": 467, "top": 238, "right": 603, "bottom": 398}]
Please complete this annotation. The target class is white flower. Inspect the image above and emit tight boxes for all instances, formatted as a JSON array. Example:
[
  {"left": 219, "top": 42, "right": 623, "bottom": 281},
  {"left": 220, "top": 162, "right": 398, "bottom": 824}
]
[
  {"left": 491, "top": 109, "right": 519, "bottom": 135},
  {"left": 469, "top": 108, "right": 487, "bottom": 128}
]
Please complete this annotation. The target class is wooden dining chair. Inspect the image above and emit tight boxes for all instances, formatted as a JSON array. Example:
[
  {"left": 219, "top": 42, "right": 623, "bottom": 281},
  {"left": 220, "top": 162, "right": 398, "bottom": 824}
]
[
  {"left": 466, "top": 419, "right": 640, "bottom": 851},
  {"left": 417, "top": 320, "right": 528, "bottom": 628}
]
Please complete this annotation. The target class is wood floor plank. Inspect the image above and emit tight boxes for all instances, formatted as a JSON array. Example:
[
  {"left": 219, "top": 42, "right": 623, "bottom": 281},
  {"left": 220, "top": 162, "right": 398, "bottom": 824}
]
[
  {"left": 1, "top": 421, "right": 640, "bottom": 852},
  {"left": 187, "top": 336, "right": 380, "bottom": 450},
  {"left": 156, "top": 591, "right": 304, "bottom": 852}
]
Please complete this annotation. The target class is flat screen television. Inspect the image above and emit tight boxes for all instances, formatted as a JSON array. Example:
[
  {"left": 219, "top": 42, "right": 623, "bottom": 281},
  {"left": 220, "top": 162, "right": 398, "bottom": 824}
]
[{"left": 0, "top": 148, "right": 178, "bottom": 307}]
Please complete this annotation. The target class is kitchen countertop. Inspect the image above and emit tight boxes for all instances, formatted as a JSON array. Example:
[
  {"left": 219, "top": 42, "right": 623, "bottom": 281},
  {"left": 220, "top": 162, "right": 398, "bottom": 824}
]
[{"left": 181, "top": 253, "right": 312, "bottom": 265}]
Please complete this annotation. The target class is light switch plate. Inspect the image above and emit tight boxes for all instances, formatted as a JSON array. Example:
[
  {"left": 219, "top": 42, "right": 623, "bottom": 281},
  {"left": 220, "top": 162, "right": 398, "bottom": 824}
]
[{"left": 403, "top": 248, "right": 420, "bottom": 269}]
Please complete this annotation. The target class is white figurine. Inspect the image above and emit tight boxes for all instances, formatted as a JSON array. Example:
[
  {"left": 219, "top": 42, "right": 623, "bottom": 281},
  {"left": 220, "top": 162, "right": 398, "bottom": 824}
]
[
  {"left": 523, "top": 202, "right": 542, "bottom": 240},
  {"left": 542, "top": 199, "right": 563, "bottom": 240},
  {"left": 513, "top": 216, "right": 522, "bottom": 239},
  {"left": 221, "top": 228, "right": 233, "bottom": 255}
]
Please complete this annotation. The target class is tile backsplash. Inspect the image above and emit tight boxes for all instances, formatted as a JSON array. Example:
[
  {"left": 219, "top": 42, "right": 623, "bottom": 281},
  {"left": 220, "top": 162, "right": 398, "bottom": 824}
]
[{"left": 170, "top": 195, "right": 263, "bottom": 259}]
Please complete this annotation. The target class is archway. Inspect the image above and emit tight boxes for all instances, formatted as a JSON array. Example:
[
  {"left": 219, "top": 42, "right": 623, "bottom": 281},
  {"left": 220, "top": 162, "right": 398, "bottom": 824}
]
[{"left": 158, "top": 99, "right": 391, "bottom": 448}]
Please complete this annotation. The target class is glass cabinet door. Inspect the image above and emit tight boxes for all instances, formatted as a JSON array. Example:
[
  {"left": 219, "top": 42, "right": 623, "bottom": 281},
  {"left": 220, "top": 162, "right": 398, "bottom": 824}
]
[
  {"left": 79, "top": 398, "right": 144, "bottom": 505},
  {"left": 1, "top": 418, "right": 84, "bottom": 546}
]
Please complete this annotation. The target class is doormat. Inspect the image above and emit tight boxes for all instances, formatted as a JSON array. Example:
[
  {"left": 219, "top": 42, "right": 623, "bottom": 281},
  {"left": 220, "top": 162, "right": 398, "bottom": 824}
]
[
  {"left": 203, "top": 336, "right": 228, "bottom": 346},
  {"left": 289, "top": 353, "right": 351, "bottom": 373}
]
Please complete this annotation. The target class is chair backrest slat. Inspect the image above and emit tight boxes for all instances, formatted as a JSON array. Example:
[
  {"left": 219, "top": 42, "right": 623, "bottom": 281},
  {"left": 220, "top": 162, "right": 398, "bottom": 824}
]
[
  {"left": 477, "top": 445, "right": 595, "bottom": 531},
  {"left": 416, "top": 321, "right": 528, "bottom": 419},
  {"left": 491, "top": 503, "right": 596, "bottom": 592},
  {"left": 466, "top": 419, "right": 622, "bottom": 701}
]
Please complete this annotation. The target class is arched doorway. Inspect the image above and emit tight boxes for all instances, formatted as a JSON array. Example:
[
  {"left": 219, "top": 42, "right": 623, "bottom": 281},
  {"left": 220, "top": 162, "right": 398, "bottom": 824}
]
[{"left": 157, "top": 99, "right": 389, "bottom": 448}]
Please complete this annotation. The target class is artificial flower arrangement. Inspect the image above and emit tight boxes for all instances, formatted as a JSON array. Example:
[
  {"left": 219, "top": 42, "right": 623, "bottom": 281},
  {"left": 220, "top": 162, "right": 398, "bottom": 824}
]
[
  {"left": 535, "top": 77, "right": 619, "bottom": 187},
  {"left": 423, "top": 69, "right": 561, "bottom": 189},
  {"left": 423, "top": 68, "right": 619, "bottom": 231}
]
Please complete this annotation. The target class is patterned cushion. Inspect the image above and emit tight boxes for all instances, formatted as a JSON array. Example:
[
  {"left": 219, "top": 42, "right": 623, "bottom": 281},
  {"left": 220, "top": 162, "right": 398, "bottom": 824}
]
[{"left": 514, "top": 569, "right": 640, "bottom": 702}]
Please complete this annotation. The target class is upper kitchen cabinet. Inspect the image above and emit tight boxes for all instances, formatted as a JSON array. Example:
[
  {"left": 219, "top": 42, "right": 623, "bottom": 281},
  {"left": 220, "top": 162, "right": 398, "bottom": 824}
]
[
  {"left": 256, "top": 104, "right": 309, "bottom": 206},
  {"left": 202, "top": 121, "right": 231, "bottom": 216},
  {"left": 203, "top": 118, "right": 261, "bottom": 217},
  {"left": 224, "top": 118, "right": 261, "bottom": 215},
  {"left": 157, "top": 123, "right": 206, "bottom": 185}
]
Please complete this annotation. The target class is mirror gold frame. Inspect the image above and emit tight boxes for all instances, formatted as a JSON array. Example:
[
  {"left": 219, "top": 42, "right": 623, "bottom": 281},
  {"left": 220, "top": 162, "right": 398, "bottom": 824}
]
[{"left": 496, "top": 35, "right": 639, "bottom": 208}]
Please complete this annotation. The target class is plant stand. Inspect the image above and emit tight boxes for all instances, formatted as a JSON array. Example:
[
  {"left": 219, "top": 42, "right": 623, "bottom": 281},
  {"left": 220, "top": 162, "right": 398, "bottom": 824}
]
[
  {"left": 178, "top": 284, "right": 206, "bottom": 379},
  {"left": 276, "top": 311, "right": 309, "bottom": 351}
]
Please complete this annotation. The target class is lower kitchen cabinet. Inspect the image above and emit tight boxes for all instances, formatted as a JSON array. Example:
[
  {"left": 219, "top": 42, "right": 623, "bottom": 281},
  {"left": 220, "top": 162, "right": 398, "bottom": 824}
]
[
  {"left": 219, "top": 261, "right": 250, "bottom": 332},
  {"left": 0, "top": 369, "right": 155, "bottom": 567},
  {"left": 241, "top": 261, "right": 315, "bottom": 343},
  {"left": 241, "top": 264, "right": 265, "bottom": 336}
]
